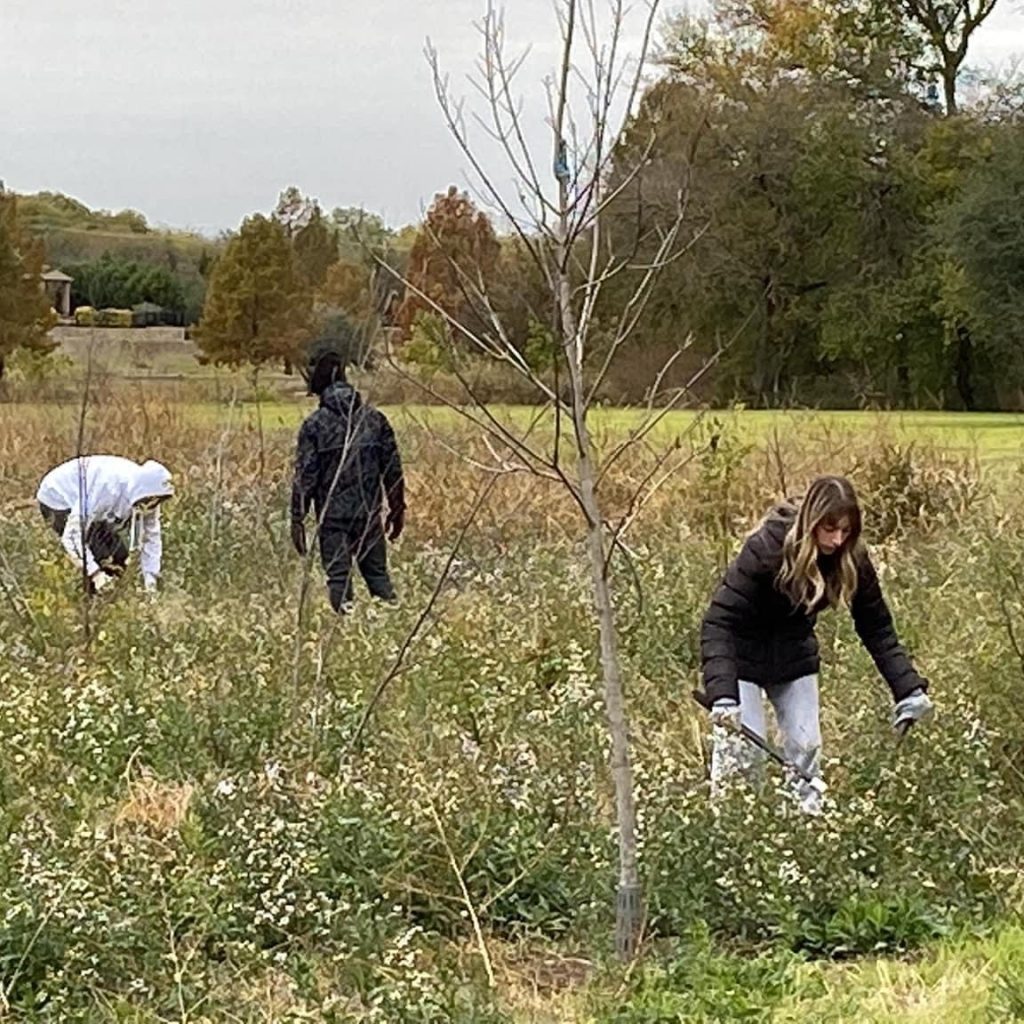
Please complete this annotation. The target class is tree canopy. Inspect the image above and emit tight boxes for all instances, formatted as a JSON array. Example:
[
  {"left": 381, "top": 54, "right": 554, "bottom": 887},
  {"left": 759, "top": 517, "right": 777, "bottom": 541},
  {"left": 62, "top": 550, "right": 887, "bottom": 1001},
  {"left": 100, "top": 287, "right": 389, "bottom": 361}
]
[
  {"left": 0, "top": 190, "right": 55, "bottom": 378},
  {"left": 196, "top": 214, "right": 312, "bottom": 373}
]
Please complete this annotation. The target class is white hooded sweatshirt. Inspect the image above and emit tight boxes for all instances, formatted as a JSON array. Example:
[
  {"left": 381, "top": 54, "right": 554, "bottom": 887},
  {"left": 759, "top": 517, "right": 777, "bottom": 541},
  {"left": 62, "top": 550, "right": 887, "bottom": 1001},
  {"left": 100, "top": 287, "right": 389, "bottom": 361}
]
[{"left": 37, "top": 456, "right": 174, "bottom": 587}]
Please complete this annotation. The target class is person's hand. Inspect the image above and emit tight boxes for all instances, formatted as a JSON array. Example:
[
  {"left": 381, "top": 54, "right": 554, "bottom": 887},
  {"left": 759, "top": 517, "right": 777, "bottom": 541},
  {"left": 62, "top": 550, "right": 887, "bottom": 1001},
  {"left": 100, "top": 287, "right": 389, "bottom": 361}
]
[
  {"left": 386, "top": 506, "right": 405, "bottom": 542},
  {"left": 91, "top": 569, "right": 115, "bottom": 593},
  {"left": 291, "top": 519, "right": 307, "bottom": 556},
  {"left": 709, "top": 697, "right": 741, "bottom": 729},
  {"left": 893, "top": 688, "right": 934, "bottom": 732}
]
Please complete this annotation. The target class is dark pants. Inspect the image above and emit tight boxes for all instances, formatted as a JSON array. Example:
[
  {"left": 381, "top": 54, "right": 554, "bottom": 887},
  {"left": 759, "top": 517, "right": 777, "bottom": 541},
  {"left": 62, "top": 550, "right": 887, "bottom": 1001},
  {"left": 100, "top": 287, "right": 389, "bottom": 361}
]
[
  {"left": 318, "top": 517, "right": 395, "bottom": 612},
  {"left": 40, "top": 503, "right": 129, "bottom": 576}
]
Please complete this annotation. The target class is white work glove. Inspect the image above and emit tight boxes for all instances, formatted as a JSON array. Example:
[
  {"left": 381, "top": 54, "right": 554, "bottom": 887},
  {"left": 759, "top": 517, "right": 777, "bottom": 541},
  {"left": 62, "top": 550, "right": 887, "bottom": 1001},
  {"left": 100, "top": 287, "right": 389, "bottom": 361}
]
[
  {"left": 892, "top": 688, "right": 934, "bottom": 732},
  {"left": 709, "top": 697, "right": 742, "bottom": 729},
  {"left": 91, "top": 569, "right": 115, "bottom": 593}
]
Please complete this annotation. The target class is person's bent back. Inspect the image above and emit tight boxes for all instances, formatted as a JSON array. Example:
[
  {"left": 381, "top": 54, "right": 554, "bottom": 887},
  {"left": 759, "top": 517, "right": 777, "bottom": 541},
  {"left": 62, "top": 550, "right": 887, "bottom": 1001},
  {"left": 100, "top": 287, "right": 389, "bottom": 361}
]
[{"left": 37, "top": 454, "right": 174, "bottom": 595}]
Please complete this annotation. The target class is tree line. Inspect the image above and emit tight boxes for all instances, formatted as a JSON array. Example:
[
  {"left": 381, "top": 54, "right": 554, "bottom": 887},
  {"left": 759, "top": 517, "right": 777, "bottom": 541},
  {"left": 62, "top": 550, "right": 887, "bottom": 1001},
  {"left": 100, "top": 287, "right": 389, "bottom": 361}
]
[
  {"left": 376, "top": 0, "right": 1023, "bottom": 410},
  {"left": 601, "top": 0, "right": 1024, "bottom": 409},
  {"left": 193, "top": 188, "right": 405, "bottom": 378},
  {"left": 2, "top": 0, "right": 1022, "bottom": 407}
]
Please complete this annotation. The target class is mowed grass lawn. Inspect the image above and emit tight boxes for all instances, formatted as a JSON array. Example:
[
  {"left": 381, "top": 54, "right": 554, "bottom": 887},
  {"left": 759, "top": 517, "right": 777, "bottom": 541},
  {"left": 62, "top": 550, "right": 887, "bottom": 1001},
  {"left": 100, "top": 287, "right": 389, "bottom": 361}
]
[
  {"left": 177, "top": 401, "right": 1024, "bottom": 462},
  {"left": 46, "top": 336, "right": 1024, "bottom": 456}
]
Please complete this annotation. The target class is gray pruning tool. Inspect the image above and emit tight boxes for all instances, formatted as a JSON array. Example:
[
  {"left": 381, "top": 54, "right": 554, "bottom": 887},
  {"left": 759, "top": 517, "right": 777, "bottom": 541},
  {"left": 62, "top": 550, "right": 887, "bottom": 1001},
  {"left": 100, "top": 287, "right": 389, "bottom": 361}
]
[{"left": 692, "top": 689, "right": 827, "bottom": 794}]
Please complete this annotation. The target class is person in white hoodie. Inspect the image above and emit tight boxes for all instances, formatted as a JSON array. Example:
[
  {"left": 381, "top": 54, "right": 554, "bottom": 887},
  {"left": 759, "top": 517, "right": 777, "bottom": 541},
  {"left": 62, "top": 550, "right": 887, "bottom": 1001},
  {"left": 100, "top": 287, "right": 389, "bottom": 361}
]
[{"left": 36, "top": 455, "right": 174, "bottom": 594}]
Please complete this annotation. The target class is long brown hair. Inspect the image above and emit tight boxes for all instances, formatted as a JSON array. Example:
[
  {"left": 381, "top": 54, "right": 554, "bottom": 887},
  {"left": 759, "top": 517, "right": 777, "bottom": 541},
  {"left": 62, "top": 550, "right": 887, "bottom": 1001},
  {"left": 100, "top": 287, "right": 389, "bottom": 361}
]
[{"left": 775, "top": 475, "right": 864, "bottom": 613}]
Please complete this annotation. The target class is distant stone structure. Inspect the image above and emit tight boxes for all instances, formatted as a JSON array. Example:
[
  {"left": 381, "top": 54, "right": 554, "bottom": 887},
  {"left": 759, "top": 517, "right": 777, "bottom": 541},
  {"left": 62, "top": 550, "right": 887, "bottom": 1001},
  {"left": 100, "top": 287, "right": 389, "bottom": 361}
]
[
  {"left": 50, "top": 324, "right": 188, "bottom": 349},
  {"left": 48, "top": 324, "right": 195, "bottom": 375},
  {"left": 41, "top": 268, "right": 73, "bottom": 318}
]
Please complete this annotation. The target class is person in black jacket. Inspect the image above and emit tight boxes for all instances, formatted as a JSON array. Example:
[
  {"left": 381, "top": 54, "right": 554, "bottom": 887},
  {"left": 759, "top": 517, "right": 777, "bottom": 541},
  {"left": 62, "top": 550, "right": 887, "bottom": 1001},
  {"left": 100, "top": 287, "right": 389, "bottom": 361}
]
[
  {"left": 290, "top": 342, "right": 406, "bottom": 613},
  {"left": 698, "top": 475, "right": 933, "bottom": 812}
]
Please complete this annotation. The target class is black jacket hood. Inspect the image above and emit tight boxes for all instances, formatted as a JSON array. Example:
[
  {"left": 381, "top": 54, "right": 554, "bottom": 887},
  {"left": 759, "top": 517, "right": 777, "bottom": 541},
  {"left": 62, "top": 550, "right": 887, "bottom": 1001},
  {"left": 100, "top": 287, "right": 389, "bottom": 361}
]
[{"left": 320, "top": 381, "right": 361, "bottom": 416}]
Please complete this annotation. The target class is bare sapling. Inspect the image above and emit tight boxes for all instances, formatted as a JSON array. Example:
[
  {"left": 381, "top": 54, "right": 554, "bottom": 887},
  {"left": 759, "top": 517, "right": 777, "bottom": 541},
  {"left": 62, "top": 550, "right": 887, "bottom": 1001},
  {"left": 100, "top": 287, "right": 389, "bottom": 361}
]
[{"left": 364, "top": 0, "right": 724, "bottom": 958}]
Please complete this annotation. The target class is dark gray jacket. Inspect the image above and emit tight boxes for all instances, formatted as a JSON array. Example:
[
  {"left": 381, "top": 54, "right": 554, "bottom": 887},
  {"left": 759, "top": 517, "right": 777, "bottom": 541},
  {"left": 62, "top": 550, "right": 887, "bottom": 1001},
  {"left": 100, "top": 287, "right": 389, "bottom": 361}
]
[
  {"left": 290, "top": 382, "right": 405, "bottom": 525},
  {"left": 700, "top": 512, "right": 927, "bottom": 704}
]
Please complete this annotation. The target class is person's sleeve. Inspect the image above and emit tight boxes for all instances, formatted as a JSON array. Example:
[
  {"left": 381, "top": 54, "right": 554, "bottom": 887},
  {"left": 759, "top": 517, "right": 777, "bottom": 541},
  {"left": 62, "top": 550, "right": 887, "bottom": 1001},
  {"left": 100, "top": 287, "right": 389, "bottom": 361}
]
[
  {"left": 291, "top": 420, "right": 319, "bottom": 522},
  {"left": 378, "top": 414, "right": 405, "bottom": 513},
  {"left": 851, "top": 552, "right": 928, "bottom": 702},
  {"left": 700, "top": 534, "right": 770, "bottom": 704},
  {"left": 61, "top": 506, "right": 99, "bottom": 577},
  {"left": 139, "top": 510, "right": 162, "bottom": 586}
]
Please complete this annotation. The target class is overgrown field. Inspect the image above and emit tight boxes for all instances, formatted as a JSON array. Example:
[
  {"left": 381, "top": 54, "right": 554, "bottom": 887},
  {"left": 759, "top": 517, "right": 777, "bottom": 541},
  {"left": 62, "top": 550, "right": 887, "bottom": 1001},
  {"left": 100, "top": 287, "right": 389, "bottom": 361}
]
[{"left": 2, "top": 394, "right": 1024, "bottom": 1021}]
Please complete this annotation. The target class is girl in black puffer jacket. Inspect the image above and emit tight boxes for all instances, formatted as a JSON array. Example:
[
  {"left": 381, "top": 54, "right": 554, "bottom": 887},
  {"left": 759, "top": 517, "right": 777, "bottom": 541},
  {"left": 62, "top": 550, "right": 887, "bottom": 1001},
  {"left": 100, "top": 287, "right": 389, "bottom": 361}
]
[{"left": 698, "top": 475, "right": 933, "bottom": 813}]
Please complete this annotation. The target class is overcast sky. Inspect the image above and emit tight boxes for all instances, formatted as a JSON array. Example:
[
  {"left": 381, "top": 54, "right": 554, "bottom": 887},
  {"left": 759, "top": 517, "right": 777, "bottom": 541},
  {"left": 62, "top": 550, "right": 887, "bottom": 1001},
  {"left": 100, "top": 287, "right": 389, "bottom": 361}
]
[{"left": 3, "top": 0, "right": 1022, "bottom": 235}]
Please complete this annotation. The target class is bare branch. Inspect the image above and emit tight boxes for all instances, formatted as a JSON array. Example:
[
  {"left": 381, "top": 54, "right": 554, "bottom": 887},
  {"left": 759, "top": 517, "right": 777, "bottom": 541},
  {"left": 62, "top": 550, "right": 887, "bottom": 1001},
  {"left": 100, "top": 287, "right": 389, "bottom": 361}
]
[
  {"left": 604, "top": 434, "right": 711, "bottom": 574},
  {"left": 409, "top": 215, "right": 567, "bottom": 408},
  {"left": 597, "top": 298, "right": 759, "bottom": 481},
  {"left": 425, "top": 790, "right": 496, "bottom": 988},
  {"left": 347, "top": 476, "right": 498, "bottom": 753},
  {"left": 473, "top": 3, "right": 549, "bottom": 210},
  {"left": 374, "top": 247, "right": 550, "bottom": 400},
  {"left": 585, "top": 218, "right": 709, "bottom": 407},
  {"left": 596, "top": 345, "right": 720, "bottom": 482},
  {"left": 567, "top": 0, "right": 662, "bottom": 241},
  {"left": 427, "top": 43, "right": 554, "bottom": 268},
  {"left": 380, "top": 341, "right": 562, "bottom": 481}
]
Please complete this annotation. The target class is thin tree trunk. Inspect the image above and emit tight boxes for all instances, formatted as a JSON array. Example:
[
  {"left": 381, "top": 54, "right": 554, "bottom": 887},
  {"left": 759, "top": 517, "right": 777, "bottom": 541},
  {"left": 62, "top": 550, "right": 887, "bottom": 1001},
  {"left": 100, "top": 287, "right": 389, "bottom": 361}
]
[
  {"left": 894, "top": 325, "right": 912, "bottom": 408},
  {"left": 756, "top": 277, "right": 776, "bottom": 406},
  {"left": 556, "top": 207, "right": 642, "bottom": 960},
  {"left": 943, "top": 62, "right": 958, "bottom": 116},
  {"left": 954, "top": 324, "right": 975, "bottom": 410},
  {"left": 252, "top": 366, "right": 266, "bottom": 494},
  {"left": 581, "top": 467, "right": 643, "bottom": 959},
  {"left": 896, "top": 361, "right": 911, "bottom": 408}
]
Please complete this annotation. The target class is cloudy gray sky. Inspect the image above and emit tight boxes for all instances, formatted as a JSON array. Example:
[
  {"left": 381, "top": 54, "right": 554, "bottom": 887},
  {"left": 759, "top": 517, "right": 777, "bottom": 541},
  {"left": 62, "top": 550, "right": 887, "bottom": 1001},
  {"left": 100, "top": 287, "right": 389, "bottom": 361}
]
[{"left": 3, "top": 0, "right": 1022, "bottom": 235}]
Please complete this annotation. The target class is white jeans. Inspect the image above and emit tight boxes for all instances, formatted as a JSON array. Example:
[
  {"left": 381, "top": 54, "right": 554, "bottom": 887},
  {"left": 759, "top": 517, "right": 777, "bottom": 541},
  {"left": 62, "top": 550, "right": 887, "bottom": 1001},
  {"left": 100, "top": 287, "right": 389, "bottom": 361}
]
[{"left": 710, "top": 675, "right": 824, "bottom": 813}]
